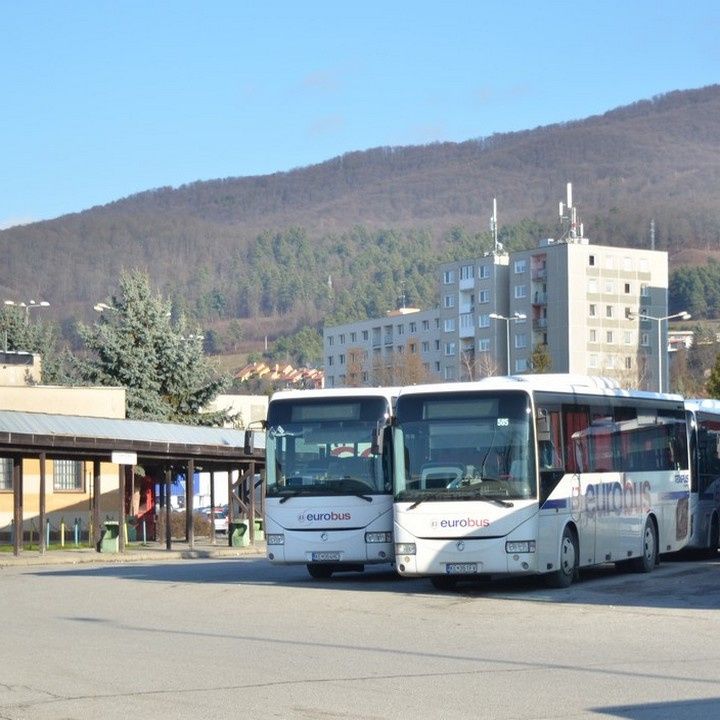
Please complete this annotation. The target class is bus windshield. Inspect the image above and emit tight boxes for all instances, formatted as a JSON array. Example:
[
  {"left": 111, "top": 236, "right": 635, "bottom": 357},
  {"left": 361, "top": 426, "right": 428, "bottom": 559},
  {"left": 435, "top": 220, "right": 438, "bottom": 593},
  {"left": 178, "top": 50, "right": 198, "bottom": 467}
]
[
  {"left": 393, "top": 390, "right": 535, "bottom": 503},
  {"left": 266, "top": 396, "right": 391, "bottom": 498}
]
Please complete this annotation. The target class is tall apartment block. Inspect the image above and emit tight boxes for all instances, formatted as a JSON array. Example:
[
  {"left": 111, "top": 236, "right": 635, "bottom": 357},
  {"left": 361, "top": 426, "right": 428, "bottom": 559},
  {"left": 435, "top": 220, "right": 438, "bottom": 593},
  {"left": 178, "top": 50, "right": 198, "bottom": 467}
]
[{"left": 324, "top": 186, "right": 670, "bottom": 391}]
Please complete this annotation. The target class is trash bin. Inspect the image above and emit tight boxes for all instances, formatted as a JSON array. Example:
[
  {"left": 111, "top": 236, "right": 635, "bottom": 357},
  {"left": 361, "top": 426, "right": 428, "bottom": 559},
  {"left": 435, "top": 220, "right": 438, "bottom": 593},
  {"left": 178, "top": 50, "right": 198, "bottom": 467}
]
[
  {"left": 253, "top": 518, "right": 265, "bottom": 541},
  {"left": 99, "top": 521, "right": 120, "bottom": 553},
  {"left": 229, "top": 520, "right": 249, "bottom": 548}
]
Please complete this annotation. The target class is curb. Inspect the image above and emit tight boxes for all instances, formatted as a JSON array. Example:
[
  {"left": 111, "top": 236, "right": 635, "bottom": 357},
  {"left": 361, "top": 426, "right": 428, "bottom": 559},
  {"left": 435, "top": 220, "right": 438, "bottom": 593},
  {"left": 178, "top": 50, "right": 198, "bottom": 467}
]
[{"left": 0, "top": 542, "right": 267, "bottom": 568}]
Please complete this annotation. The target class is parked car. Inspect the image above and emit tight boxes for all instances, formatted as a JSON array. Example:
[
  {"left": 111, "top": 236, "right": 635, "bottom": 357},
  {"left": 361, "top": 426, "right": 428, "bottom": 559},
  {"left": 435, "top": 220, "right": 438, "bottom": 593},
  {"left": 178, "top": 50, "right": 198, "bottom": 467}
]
[{"left": 199, "top": 506, "right": 229, "bottom": 533}]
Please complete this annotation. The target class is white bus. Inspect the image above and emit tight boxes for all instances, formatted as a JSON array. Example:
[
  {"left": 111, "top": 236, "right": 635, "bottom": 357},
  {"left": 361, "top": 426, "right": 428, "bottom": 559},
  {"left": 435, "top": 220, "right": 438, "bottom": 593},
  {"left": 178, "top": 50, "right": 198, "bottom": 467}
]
[
  {"left": 392, "top": 375, "right": 691, "bottom": 589},
  {"left": 265, "top": 387, "right": 397, "bottom": 578},
  {"left": 685, "top": 398, "right": 720, "bottom": 555}
]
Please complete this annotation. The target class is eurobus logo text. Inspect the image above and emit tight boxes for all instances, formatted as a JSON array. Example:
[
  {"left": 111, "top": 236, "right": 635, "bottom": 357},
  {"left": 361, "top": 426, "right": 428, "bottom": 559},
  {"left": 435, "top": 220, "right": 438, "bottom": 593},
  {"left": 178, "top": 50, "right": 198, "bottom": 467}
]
[
  {"left": 431, "top": 517, "right": 490, "bottom": 529},
  {"left": 297, "top": 511, "right": 352, "bottom": 523},
  {"left": 570, "top": 479, "right": 654, "bottom": 517}
]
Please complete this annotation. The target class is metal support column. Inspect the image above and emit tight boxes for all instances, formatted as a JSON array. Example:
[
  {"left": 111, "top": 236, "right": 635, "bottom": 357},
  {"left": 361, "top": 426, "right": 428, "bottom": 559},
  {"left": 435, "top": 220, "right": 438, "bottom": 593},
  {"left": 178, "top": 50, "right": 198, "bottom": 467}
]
[
  {"left": 12, "top": 457, "right": 22, "bottom": 556},
  {"left": 92, "top": 458, "right": 101, "bottom": 550},
  {"left": 186, "top": 459, "right": 195, "bottom": 549},
  {"left": 164, "top": 466, "right": 172, "bottom": 550},
  {"left": 39, "top": 452, "right": 47, "bottom": 555}
]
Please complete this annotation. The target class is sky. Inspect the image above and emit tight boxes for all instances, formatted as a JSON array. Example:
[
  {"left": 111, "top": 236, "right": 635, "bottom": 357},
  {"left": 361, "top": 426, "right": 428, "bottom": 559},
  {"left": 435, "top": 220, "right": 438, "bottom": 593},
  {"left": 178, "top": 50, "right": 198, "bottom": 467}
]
[{"left": 1, "top": 0, "right": 718, "bottom": 229}]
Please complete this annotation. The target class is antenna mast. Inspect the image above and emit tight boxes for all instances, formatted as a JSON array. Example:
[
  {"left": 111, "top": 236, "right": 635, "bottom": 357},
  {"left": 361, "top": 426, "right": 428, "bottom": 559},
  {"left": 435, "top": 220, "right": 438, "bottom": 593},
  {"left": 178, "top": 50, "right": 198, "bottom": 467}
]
[{"left": 491, "top": 197, "right": 500, "bottom": 253}]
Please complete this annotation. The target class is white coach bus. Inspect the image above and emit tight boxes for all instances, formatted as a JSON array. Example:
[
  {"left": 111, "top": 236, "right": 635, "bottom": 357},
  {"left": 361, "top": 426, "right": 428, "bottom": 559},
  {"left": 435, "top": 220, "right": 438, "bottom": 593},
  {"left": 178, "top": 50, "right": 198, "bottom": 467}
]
[
  {"left": 265, "top": 387, "right": 397, "bottom": 578},
  {"left": 392, "top": 375, "right": 691, "bottom": 589},
  {"left": 685, "top": 398, "right": 720, "bottom": 555}
]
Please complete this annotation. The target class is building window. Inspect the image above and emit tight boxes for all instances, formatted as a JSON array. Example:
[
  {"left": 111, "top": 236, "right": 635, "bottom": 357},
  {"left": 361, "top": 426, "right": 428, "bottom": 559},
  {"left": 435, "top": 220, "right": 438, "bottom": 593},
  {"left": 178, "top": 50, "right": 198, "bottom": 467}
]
[
  {"left": 589, "top": 255, "right": 596, "bottom": 267},
  {"left": 0, "top": 458, "right": 12, "bottom": 490},
  {"left": 605, "top": 255, "right": 616, "bottom": 270},
  {"left": 328, "top": 336, "right": 334, "bottom": 346},
  {"left": 397, "top": 324, "right": 404, "bottom": 335},
  {"left": 444, "top": 342, "right": 456, "bottom": 356},
  {"left": 339, "top": 354, "right": 345, "bottom": 365},
  {"left": 624, "top": 257, "right": 633, "bottom": 272},
  {"left": 640, "top": 283, "right": 649, "bottom": 297},
  {"left": 588, "top": 353, "right": 598, "bottom": 368},
  {"left": 640, "top": 333, "right": 650, "bottom": 347},
  {"left": 409, "top": 322, "right": 417, "bottom": 333},
  {"left": 624, "top": 331, "right": 633, "bottom": 345},
  {"left": 434, "top": 361, "right": 441, "bottom": 372},
  {"left": 515, "top": 358, "right": 528, "bottom": 372},
  {"left": 514, "top": 259, "right": 527, "bottom": 274},
  {"left": 605, "top": 280, "right": 615, "bottom": 294},
  {"left": 443, "top": 294, "right": 455, "bottom": 308},
  {"left": 640, "top": 258, "right": 649, "bottom": 273},
  {"left": 460, "top": 264, "right": 474, "bottom": 280},
  {"left": 589, "top": 304, "right": 596, "bottom": 317},
  {"left": 478, "top": 314, "right": 490, "bottom": 328},
  {"left": 606, "top": 305, "right": 614, "bottom": 318},
  {"left": 625, "top": 357, "right": 632, "bottom": 370},
  {"left": 54, "top": 460, "right": 83, "bottom": 492},
  {"left": 435, "top": 340, "right": 441, "bottom": 350},
  {"left": 339, "top": 334, "right": 345, "bottom": 344},
  {"left": 350, "top": 332, "right": 356, "bottom": 342},
  {"left": 624, "top": 283, "right": 631, "bottom": 294},
  {"left": 460, "top": 314, "right": 474, "bottom": 330},
  {"left": 589, "top": 329, "right": 597, "bottom": 343},
  {"left": 422, "top": 320, "right": 430, "bottom": 331},
  {"left": 362, "top": 330, "right": 369, "bottom": 341},
  {"left": 422, "top": 341, "right": 430, "bottom": 352},
  {"left": 588, "top": 279, "right": 598, "bottom": 293},
  {"left": 327, "top": 356, "right": 334, "bottom": 366},
  {"left": 478, "top": 264, "right": 490, "bottom": 279},
  {"left": 478, "top": 290, "right": 490, "bottom": 304},
  {"left": 478, "top": 338, "right": 491, "bottom": 352},
  {"left": 444, "top": 318, "right": 456, "bottom": 332},
  {"left": 514, "top": 284, "right": 527, "bottom": 299},
  {"left": 409, "top": 342, "right": 417, "bottom": 354},
  {"left": 444, "top": 366, "right": 457, "bottom": 380},
  {"left": 515, "top": 333, "right": 527, "bottom": 349},
  {"left": 443, "top": 270, "right": 456, "bottom": 284},
  {"left": 606, "top": 355, "right": 615, "bottom": 369},
  {"left": 606, "top": 331, "right": 614, "bottom": 344}
]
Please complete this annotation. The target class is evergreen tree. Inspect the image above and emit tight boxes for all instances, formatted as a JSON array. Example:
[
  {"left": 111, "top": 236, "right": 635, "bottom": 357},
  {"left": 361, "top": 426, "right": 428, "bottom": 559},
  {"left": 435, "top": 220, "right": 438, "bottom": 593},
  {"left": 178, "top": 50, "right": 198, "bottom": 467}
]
[{"left": 76, "top": 270, "right": 231, "bottom": 425}]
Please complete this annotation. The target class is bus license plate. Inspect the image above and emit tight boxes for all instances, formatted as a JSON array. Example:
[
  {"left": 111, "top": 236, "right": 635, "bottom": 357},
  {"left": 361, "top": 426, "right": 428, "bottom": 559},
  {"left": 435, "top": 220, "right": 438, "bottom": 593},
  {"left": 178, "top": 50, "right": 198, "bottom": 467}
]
[
  {"left": 446, "top": 562, "right": 477, "bottom": 574},
  {"left": 311, "top": 551, "right": 341, "bottom": 562}
]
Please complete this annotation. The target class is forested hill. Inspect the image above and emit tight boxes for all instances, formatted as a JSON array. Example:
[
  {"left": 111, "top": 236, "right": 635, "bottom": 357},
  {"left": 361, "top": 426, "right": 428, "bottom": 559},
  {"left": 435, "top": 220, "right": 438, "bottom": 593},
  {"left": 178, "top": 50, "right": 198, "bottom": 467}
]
[{"left": 2, "top": 84, "right": 720, "bottom": 347}]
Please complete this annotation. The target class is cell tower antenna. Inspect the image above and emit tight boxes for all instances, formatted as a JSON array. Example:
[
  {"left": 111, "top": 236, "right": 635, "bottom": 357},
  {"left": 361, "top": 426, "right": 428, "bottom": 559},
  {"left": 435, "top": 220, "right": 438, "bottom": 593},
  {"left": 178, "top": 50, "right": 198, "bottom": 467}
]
[
  {"left": 491, "top": 197, "right": 499, "bottom": 252},
  {"left": 650, "top": 218, "right": 655, "bottom": 250}
]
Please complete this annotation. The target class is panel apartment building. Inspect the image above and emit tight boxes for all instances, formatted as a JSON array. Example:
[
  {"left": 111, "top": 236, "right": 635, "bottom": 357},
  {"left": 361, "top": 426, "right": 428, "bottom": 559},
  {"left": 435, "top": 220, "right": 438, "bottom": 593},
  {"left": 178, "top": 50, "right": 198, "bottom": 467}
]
[{"left": 324, "top": 200, "right": 669, "bottom": 390}]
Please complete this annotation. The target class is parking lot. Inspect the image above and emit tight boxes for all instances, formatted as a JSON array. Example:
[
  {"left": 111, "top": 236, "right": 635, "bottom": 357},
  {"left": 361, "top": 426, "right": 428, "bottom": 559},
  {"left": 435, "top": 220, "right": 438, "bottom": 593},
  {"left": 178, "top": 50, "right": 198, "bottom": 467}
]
[{"left": 1, "top": 554, "right": 719, "bottom": 719}]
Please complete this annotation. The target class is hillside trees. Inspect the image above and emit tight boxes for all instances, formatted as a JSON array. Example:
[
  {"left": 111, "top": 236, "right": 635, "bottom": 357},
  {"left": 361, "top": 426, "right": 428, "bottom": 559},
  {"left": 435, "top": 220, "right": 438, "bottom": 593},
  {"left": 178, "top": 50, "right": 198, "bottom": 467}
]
[{"left": 76, "top": 270, "right": 231, "bottom": 424}]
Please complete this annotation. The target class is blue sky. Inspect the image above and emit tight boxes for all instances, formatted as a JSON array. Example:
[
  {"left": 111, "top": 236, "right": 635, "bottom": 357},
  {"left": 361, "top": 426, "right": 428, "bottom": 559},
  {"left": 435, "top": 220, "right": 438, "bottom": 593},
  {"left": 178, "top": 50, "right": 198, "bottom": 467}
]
[{"left": 1, "top": 0, "right": 718, "bottom": 229}]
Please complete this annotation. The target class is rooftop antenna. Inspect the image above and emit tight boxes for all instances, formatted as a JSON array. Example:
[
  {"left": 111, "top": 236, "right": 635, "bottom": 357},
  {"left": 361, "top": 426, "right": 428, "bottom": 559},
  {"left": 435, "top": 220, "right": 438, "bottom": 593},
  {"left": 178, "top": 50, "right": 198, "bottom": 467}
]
[
  {"left": 491, "top": 197, "right": 502, "bottom": 253},
  {"left": 650, "top": 218, "right": 655, "bottom": 250}
]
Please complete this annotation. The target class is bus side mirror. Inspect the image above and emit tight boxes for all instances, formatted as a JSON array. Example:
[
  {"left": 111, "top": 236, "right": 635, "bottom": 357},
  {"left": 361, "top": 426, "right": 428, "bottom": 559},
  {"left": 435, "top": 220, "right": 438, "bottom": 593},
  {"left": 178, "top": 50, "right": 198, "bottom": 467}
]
[{"left": 371, "top": 427, "right": 383, "bottom": 455}]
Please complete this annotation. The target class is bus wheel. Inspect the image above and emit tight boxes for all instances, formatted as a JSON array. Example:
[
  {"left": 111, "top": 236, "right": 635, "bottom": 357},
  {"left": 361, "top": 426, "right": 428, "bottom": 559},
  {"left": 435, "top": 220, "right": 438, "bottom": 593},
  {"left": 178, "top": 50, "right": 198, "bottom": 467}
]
[
  {"left": 306, "top": 564, "right": 333, "bottom": 579},
  {"left": 704, "top": 514, "right": 719, "bottom": 559},
  {"left": 546, "top": 526, "right": 578, "bottom": 588},
  {"left": 630, "top": 517, "right": 658, "bottom": 573},
  {"left": 430, "top": 576, "right": 458, "bottom": 591}
]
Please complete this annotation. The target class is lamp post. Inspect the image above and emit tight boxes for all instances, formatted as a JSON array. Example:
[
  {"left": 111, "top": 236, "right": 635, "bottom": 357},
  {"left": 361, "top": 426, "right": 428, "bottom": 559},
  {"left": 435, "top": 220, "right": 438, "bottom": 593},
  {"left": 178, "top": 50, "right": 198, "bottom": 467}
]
[
  {"left": 489, "top": 312, "right": 527, "bottom": 375},
  {"left": 4, "top": 299, "right": 50, "bottom": 325},
  {"left": 631, "top": 311, "right": 691, "bottom": 393}
]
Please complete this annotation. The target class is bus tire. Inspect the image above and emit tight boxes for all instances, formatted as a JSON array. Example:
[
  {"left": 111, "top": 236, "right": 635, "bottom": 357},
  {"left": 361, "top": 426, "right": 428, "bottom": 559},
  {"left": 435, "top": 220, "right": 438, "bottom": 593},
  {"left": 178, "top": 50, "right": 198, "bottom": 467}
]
[
  {"left": 704, "top": 514, "right": 719, "bottom": 559},
  {"left": 306, "top": 564, "right": 334, "bottom": 579},
  {"left": 546, "top": 526, "right": 578, "bottom": 588},
  {"left": 630, "top": 517, "right": 658, "bottom": 573},
  {"left": 430, "top": 576, "right": 458, "bottom": 591}
]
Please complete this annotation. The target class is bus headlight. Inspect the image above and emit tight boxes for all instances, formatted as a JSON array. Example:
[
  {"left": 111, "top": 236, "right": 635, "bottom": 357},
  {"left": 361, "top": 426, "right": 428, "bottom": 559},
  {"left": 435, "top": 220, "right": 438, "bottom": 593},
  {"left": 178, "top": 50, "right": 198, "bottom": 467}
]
[
  {"left": 365, "top": 532, "right": 392, "bottom": 544},
  {"left": 505, "top": 540, "right": 536, "bottom": 554},
  {"left": 267, "top": 534, "right": 285, "bottom": 546},
  {"left": 395, "top": 542, "right": 416, "bottom": 555}
]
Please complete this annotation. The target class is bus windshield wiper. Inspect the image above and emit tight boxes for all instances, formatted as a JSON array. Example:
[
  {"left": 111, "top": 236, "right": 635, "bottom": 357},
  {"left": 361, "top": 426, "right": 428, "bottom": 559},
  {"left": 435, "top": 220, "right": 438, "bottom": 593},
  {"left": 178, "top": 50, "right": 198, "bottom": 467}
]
[
  {"left": 321, "top": 482, "right": 373, "bottom": 502},
  {"left": 474, "top": 496, "right": 514, "bottom": 508},
  {"left": 406, "top": 491, "right": 448, "bottom": 510},
  {"left": 275, "top": 485, "right": 373, "bottom": 503}
]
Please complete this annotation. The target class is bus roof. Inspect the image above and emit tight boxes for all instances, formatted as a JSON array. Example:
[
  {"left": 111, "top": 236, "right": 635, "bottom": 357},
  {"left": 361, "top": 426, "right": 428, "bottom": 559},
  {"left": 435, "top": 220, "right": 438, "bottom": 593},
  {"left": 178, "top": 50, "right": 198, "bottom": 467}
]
[
  {"left": 685, "top": 398, "right": 720, "bottom": 414},
  {"left": 269, "top": 386, "right": 400, "bottom": 404},
  {"left": 397, "top": 374, "right": 684, "bottom": 403}
]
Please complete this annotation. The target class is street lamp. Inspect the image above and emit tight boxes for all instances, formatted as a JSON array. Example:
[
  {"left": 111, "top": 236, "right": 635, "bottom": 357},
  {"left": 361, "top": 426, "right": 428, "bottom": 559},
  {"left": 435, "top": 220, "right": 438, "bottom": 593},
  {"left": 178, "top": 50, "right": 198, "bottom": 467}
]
[
  {"left": 4, "top": 299, "right": 50, "bottom": 325},
  {"left": 630, "top": 311, "right": 691, "bottom": 393},
  {"left": 489, "top": 312, "right": 527, "bottom": 375}
]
